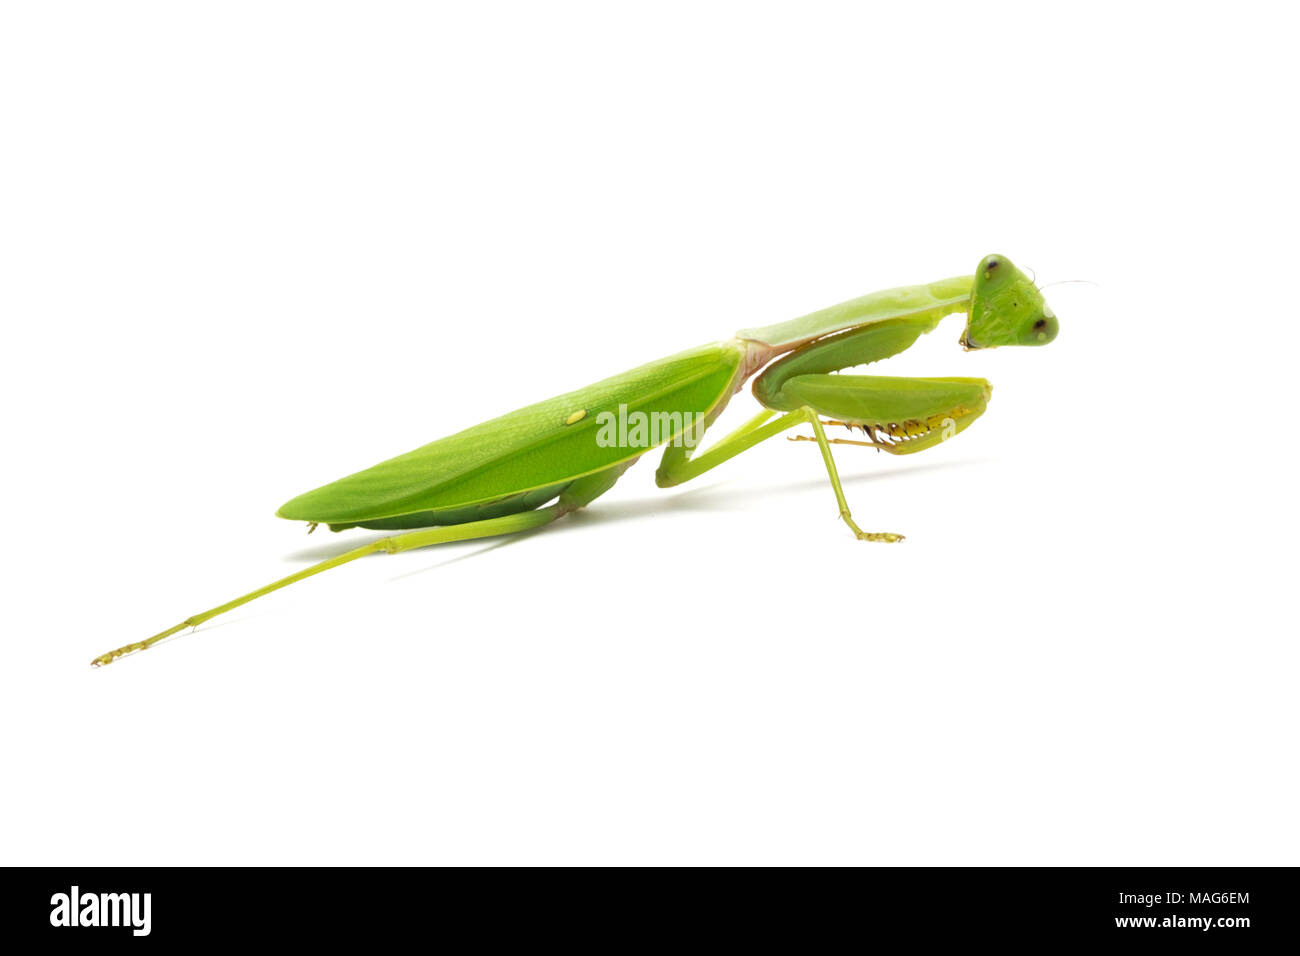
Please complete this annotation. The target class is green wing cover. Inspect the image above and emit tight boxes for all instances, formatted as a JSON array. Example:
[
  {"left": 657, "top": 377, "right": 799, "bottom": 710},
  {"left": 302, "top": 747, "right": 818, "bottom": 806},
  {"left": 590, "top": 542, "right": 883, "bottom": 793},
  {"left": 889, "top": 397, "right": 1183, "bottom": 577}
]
[{"left": 277, "top": 341, "right": 744, "bottom": 525}]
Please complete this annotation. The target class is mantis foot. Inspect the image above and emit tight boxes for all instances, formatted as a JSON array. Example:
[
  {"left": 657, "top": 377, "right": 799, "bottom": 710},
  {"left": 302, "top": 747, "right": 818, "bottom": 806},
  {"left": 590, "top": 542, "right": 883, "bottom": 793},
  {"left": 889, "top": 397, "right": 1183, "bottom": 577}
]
[
  {"left": 90, "top": 642, "right": 145, "bottom": 667},
  {"left": 838, "top": 510, "right": 904, "bottom": 543},
  {"left": 856, "top": 531, "right": 905, "bottom": 543}
]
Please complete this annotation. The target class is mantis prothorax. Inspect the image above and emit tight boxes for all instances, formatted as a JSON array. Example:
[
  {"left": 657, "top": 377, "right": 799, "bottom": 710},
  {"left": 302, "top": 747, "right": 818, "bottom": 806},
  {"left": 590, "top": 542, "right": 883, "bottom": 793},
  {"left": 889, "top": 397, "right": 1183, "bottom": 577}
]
[{"left": 92, "top": 254, "right": 1057, "bottom": 666}]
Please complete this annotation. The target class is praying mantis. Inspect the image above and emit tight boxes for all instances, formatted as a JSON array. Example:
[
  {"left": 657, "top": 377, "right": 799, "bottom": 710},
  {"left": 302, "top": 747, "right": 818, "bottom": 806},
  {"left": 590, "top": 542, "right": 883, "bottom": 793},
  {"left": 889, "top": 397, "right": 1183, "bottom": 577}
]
[{"left": 92, "top": 254, "right": 1058, "bottom": 666}]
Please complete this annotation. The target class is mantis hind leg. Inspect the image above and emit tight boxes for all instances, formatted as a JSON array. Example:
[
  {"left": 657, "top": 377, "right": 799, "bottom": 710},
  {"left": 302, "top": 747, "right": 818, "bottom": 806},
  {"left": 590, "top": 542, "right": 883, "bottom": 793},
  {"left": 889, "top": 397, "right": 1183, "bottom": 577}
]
[
  {"left": 91, "top": 464, "right": 630, "bottom": 666},
  {"left": 655, "top": 408, "right": 902, "bottom": 542}
]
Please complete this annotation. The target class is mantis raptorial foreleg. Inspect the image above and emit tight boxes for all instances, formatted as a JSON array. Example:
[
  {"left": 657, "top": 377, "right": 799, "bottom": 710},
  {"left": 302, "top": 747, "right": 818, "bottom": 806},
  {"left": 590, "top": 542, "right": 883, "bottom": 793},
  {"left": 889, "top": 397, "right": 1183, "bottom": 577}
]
[{"left": 775, "top": 374, "right": 993, "bottom": 455}]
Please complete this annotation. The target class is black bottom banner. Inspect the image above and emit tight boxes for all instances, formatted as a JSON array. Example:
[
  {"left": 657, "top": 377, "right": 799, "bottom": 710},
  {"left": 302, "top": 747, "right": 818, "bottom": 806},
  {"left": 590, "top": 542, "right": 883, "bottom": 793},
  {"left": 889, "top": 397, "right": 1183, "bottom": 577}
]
[{"left": 4, "top": 866, "right": 1295, "bottom": 946}]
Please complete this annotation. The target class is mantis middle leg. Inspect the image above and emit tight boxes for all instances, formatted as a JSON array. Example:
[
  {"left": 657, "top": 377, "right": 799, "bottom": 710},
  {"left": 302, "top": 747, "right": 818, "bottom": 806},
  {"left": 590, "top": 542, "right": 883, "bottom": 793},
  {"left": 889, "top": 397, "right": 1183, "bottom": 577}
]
[
  {"left": 656, "top": 407, "right": 904, "bottom": 542},
  {"left": 656, "top": 368, "right": 993, "bottom": 541}
]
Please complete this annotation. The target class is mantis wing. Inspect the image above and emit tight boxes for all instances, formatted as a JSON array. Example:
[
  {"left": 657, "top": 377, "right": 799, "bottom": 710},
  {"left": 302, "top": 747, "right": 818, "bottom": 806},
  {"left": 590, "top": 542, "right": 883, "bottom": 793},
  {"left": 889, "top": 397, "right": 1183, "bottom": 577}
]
[{"left": 277, "top": 342, "right": 744, "bottom": 528}]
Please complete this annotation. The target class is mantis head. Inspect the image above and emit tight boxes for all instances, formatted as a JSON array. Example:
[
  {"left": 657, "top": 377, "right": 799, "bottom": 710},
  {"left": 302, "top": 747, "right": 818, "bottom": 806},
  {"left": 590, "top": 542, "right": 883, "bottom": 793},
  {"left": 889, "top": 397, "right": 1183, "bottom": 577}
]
[{"left": 960, "top": 254, "right": 1058, "bottom": 350}]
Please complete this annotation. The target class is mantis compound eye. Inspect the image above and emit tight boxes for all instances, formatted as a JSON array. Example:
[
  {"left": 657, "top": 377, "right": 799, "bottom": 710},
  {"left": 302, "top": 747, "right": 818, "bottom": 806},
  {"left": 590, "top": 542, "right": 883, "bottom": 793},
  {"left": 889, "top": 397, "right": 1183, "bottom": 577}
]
[{"left": 1027, "top": 306, "right": 1059, "bottom": 345}]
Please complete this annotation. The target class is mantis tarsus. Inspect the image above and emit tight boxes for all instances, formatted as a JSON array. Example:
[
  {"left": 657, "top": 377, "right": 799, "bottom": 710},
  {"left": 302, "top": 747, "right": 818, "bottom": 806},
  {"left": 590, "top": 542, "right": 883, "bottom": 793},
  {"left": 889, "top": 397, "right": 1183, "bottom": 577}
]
[{"left": 92, "top": 254, "right": 1058, "bottom": 666}]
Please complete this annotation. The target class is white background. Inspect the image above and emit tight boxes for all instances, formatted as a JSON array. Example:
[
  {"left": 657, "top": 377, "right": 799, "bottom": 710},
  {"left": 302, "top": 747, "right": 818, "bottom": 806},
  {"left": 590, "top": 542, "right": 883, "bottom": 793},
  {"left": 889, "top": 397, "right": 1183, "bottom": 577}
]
[{"left": 2, "top": 2, "right": 1296, "bottom": 865}]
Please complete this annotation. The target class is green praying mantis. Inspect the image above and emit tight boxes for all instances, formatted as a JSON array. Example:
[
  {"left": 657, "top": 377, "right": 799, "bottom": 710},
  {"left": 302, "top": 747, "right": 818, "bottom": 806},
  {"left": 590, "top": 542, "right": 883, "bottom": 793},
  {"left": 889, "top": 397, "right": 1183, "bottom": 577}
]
[{"left": 92, "top": 254, "right": 1058, "bottom": 666}]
